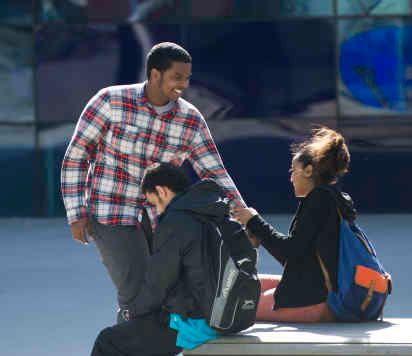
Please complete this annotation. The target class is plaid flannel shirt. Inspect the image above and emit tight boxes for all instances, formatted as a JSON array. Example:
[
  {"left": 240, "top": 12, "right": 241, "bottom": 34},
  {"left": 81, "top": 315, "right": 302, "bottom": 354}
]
[{"left": 61, "top": 82, "right": 244, "bottom": 227}]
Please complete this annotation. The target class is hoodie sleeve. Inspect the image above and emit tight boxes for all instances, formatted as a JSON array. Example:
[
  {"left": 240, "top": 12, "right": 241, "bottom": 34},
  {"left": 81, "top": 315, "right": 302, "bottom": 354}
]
[
  {"left": 246, "top": 214, "right": 289, "bottom": 264},
  {"left": 247, "top": 189, "right": 336, "bottom": 261},
  {"left": 128, "top": 214, "right": 202, "bottom": 317}
]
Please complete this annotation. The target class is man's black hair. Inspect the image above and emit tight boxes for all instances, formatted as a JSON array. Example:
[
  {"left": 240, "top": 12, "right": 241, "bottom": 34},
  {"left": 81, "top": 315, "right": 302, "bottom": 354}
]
[
  {"left": 146, "top": 42, "right": 192, "bottom": 79},
  {"left": 141, "top": 163, "right": 190, "bottom": 195}
]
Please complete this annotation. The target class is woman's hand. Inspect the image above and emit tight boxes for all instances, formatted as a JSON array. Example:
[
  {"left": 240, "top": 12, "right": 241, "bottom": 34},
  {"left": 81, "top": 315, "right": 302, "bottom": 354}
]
[
  {"left": 246, "top": 229, "right": 261, "bottom": 248},
  {"left": 232, "top": 207, "right": 258, "bottom": 226}
]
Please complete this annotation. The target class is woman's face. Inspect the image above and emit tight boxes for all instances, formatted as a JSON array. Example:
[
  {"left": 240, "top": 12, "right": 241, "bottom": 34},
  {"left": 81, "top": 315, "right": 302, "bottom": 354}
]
[{"left": 290, "top": 158, "right": 314, "bottom": 197}]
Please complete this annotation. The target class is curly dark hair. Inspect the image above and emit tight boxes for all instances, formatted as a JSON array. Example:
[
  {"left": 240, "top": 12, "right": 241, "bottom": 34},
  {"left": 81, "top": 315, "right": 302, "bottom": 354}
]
[
  {"left": 291, "top": 127, "right": 350, "bottom": 185},
  {"left": 141, "top": 163, "right": 190, "bottom": 195}
]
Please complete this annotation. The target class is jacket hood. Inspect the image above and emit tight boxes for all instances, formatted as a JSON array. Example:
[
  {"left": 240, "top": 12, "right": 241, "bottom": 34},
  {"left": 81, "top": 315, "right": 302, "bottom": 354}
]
[
  {"left": 336, "top": 190, "right": 357, "bottom": 222},
  {"left": 167, "top": 179, "right": 229, "bottom": 220},
  {"left": 323, "top": 185, "right": 357, "bottom": 222}
]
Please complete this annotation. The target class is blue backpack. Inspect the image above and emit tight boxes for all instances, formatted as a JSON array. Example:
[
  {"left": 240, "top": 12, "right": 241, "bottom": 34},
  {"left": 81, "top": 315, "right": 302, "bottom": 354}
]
[{"left": 317, "top": 194, "right": 392, "bottom": 322}]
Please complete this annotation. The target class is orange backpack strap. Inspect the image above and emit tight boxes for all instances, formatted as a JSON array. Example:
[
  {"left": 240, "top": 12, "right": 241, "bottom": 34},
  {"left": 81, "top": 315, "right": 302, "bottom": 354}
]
[{"left": 317, "top": 252, "right": 333, "bottom": 294}]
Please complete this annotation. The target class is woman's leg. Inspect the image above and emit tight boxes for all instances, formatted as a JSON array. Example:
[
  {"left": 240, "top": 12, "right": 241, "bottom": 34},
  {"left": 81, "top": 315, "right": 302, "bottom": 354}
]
[
  {"left": 256, "top": 298, "right": 336, "bottom": 323},
  {"left": 258, "top": 274, "right": 281, "bottom": 292},
  {"left": 256, "top": 287, "right": 278, "bottom": 321},
  {"left": 255, "top": 274, "right": 280, "bottom": 321},
  {"left": 256, "top": 274, "right": 335, "bottom": 322}
]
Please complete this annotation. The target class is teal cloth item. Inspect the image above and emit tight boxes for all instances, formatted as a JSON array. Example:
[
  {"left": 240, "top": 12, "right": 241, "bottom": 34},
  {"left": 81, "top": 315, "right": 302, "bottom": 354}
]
[{"left": 169, "top": 313, "right": 220, "bottom": 350}]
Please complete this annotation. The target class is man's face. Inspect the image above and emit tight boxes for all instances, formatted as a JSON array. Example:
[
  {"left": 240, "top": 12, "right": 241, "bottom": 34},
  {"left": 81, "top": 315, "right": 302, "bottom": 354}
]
[
  {"left": 145, "top": 186, "right": 175, "bottom": 215},
  {"left": 145, "top": 191, "right": 165, "bottom": 214},
  {"left": 154, "top": 61, "right": 192, "bottom": 102}
]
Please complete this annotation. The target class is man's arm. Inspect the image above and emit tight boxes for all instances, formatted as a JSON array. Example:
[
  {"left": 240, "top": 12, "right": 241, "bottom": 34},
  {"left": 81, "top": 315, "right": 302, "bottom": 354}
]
[
  {"left": 188, "top": 116, "right": 246, "bottom": 207},
  {"left": 128, "top": 217, "right": 199, "bottom": 317},
  {"left": 61, "top": 90, "right": 111, "bottom": 239}
]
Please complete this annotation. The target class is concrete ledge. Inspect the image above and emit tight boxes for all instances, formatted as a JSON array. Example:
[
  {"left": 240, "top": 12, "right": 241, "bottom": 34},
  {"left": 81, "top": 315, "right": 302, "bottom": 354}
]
[{"left": 184, "top": 318, "right": 412, "bottom": 355}]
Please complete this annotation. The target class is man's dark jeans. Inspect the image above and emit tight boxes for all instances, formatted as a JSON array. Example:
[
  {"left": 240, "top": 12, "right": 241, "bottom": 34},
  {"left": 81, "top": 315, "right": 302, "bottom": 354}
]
[
  {"left": 90, "top": 215, "right": 150, "bottom": 322},
  {"left": 91, "top": 312, "right": 181, "bottom": 356}
]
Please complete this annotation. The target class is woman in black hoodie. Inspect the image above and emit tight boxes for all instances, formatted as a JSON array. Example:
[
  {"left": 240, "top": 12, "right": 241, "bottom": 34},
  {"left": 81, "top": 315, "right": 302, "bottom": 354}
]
[{"left": 233, "top": 127, "right": 356, "bottom": 322}]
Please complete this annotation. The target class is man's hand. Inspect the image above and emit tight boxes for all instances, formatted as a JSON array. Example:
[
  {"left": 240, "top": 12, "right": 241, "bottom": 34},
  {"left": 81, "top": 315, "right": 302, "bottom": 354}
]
[
  {"left": 232, "top": 207, "right": 258, "bottom": 226},
  {"left": 70, "top": 217, "right": 93, "bottom": 245}
]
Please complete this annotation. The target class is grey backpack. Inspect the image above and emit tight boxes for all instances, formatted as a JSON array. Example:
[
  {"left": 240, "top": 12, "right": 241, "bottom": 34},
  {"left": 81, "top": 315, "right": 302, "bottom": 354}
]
[{"left": 198, "top": 215, "right": 261, "bottom": 334}]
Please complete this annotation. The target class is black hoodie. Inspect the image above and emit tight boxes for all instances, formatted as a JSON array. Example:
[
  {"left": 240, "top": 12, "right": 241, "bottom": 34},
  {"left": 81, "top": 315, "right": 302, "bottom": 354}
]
[
  {"left": 247, "top": 185, "right": 357, "bottom": 309},
  {"left": 128, "top": 179, "right": 229, "bottom": 319}
]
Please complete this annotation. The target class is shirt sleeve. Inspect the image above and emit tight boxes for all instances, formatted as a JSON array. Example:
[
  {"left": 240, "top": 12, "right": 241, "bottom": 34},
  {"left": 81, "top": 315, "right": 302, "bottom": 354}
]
[
  {"left": 188, "top": 115, "right": 245, "bottom": 207},
  {"left": 60, "top": 90, "right": 111, "bottom": 224},
  {"left": 247, "top": 189, "right": 334, "bottom": 261}
]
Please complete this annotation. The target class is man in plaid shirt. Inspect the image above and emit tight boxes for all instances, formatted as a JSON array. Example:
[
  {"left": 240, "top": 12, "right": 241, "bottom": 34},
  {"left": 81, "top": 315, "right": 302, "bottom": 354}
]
[{"left": 61, "top": 42, "right": 245, "bottom": 322}]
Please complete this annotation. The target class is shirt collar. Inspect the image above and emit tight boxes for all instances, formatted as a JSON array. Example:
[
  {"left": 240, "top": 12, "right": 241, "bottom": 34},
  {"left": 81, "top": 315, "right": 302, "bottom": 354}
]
[{"left": 138, "top": 81, "right": 179, "bottom": 117}]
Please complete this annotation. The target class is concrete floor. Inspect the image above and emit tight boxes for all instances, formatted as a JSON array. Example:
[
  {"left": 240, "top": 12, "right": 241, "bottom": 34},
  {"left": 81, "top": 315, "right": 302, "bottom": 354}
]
[{"left": 0, "top": 214, "right": 410, "bottom": 356}]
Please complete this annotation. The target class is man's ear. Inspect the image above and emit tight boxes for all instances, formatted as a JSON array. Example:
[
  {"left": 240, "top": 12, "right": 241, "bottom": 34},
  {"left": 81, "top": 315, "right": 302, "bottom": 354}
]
[
  {"left": 154, "top": 186, "right": 163, "bottom": 198},
  {"left": 303, "top": 164, "right": 313, "bottom": 178},
  {"left": 151, "top": 68, "right": 161, "bottom": 81},
  {"left": 155, "top": 185, "right": 168, "bottom": 199}
]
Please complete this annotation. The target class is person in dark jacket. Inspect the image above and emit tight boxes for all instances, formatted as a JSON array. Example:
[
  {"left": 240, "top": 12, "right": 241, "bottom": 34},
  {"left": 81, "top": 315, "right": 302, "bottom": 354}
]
[
  {"left": 91, "top": 163, "right": 230, "bottom": 356},
  {"left": 233, "top": 127, "right": 357, "bottom": 322}
]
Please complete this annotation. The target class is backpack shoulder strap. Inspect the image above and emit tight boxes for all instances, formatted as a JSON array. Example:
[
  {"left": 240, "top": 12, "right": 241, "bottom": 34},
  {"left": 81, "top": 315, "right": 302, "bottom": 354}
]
[
  {"left": 316, "top": 252, "right": 333, "bottom": 294},
  {"left": 315, "top": 186, "right": 340, "bottom": 294}
]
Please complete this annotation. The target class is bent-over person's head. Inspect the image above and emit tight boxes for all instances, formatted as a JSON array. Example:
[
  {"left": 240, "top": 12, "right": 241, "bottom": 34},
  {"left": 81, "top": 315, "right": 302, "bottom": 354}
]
[
  {"left": 141, "top": 163, "right": 190, "bottom": 214},
  {"left": 290, "top": 127, "right": 350, "bottom": 197}
]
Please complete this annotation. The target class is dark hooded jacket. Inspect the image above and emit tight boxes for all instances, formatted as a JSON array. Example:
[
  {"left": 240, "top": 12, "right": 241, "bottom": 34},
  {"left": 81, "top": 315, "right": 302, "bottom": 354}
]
[
  {"left": 246, "top": 185, "right": 357, "bottom": 309},
  {"left": 128, "top": 179, "right": 229, "bottom": 319}
]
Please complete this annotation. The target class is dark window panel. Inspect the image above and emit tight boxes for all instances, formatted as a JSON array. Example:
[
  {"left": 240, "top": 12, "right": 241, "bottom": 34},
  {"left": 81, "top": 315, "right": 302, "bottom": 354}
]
[
  {"left": 187, "top": 0, "right": 251, "bottom": 20},
  {"left": 38, "top": 122, "right": 77, "bottom": 216},
  {"left": 186, "top": 0, "right": 333, "bottom": 20},
  {"left": 0, "top": 125, "right": 36, "bottom": 216},
  {"left": 338, "top": 0, "right": 412, "bottom": 16},
  {"left": 184, "top": 21, "right": 336, "bottom": 119},
  {"left": 0, "top": 1, "right": 33, "bottom": 26},
  {"left": 339, "top": 116, "right": 412, "bottom": 152},
  {"left": 0, "top": 25, "right": 34, "bottom": 123},
  {"left": 35, "top": 0, "right": 186, "bottom": 24},
  {"left": 338, "top": 116, "right": 412, "bottom": 212},
  {"left": 263, "top": 0, "right": 333, "bottom": 17},
  {"left": 34, "top": 0, "right": 336, "bottom": 24},
  {"left": 88, "top": 0, "right": 186, "bottom": 23},
  {"left": 35, "top": 23, "right": 182, "bottom": 123}
]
